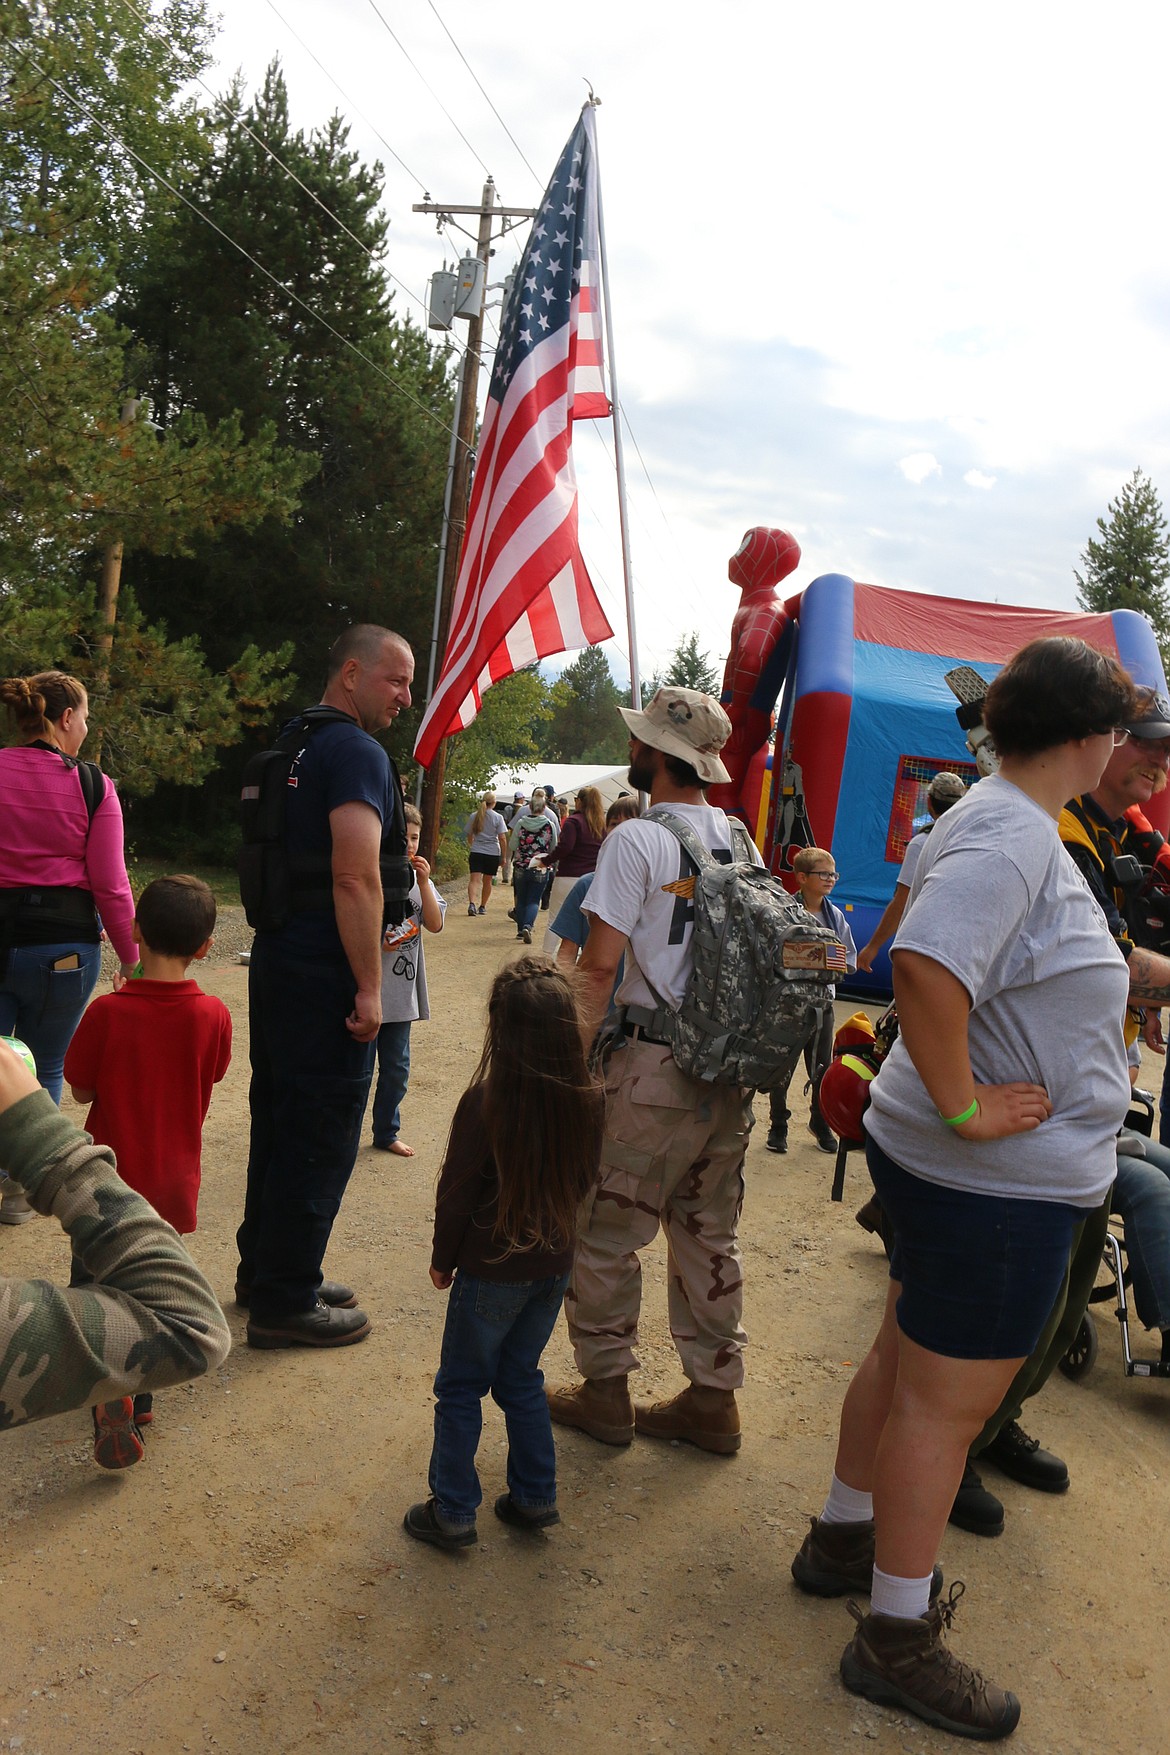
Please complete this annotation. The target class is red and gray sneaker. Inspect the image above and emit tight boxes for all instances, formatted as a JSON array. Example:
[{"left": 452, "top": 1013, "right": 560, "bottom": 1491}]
[{"left": 92, "top": 1398, "right": 145, "bottom": 1470}]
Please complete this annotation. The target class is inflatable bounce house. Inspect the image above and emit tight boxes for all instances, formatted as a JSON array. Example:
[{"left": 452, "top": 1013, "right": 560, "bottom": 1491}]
[{"left": 706, "top": 532, "right": 1170, "bottom": 997}]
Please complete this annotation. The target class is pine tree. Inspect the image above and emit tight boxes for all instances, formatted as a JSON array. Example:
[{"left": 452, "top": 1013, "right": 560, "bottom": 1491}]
[
  {"left": 545, "top": 646, "right": 627, "bottom": 761},
  {"left": 0, "top": 2, "right": 311, "bottom": 791},
  {"left": 1075, "top": 469, "right": 1170, "bottom": 665},
  {"left": 663, "top": 631, "right": 720, "bottom": 695},
  {"left": 123, "top": 61, "right": 454, "bottom": 683}
]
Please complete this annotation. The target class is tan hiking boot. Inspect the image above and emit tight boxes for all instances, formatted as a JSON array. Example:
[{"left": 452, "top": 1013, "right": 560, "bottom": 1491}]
[
  {"left": 634, "top": 1384, "right": 741, "bottom": 1455},
  {"left": 546, "top": 1374, "right": 633, "bottom": 1446},
  {"left": 791, "top": 1516, "right": 943, "bottom": 1601},
  {"left": 840, "top": 1582, "right": 1021, "bottom": 1739}
]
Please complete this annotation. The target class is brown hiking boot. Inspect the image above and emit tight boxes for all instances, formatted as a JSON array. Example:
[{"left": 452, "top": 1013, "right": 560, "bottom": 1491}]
[
  {"left": 546, "top": 1374, "right": 633, "bottom": 1446},
  {"left": 840, "top": 1583, "right": 1021, "bottom": 1740},
  {"left": 634, "top": 1384, "right": 741, "bottom": 1455},
  {"left": 791, "top": 1516, "right": 944, "bottom": 1601}
]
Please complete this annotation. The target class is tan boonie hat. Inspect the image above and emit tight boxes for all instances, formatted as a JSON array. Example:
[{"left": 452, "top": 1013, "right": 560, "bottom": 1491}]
[
  {"left": 618, "top": 686, "right": 733, "bottom": 786},
  {"left": 928, "top": 771, "right": 967, "bottom": 806}
]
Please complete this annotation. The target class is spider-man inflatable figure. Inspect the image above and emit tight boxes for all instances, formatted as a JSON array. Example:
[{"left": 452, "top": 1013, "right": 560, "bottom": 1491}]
[{"left": 706, "top": 526, "right": 800, "bottom": 823}]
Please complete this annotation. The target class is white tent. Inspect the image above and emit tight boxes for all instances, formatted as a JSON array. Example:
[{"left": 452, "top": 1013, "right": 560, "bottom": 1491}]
[{"left": 488, "top": 762, "right": 635, "bottom": 810}]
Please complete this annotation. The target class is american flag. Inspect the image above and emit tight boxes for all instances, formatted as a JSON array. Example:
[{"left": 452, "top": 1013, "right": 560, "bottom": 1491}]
[{"left": 414, "top": 105, "right": 614, "bottom": 768}]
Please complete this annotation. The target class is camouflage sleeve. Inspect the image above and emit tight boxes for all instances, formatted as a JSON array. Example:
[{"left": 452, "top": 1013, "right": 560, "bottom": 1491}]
[{"left": 0, "top": 1091, "right": 231, "bottom": 1430}]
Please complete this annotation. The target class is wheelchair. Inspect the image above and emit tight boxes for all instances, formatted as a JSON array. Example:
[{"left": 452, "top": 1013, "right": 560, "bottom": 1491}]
[{"left": 1060, "top": 1090, "right": 1170, "bottom": 1383}]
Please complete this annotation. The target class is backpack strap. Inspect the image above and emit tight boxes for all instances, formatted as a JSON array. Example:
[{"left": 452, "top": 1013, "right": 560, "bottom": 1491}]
[
  {"left": 644, "top": 806, "right": 719, "bottom": 872},
  {"left": 74, "top": 759, "right": 105, "bottom": 827}
]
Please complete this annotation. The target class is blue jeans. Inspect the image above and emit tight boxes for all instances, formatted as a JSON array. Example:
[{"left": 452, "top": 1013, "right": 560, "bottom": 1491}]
[
  {"left": 0, "top": 940, "right": 101, "bottom": 1103},
  {"left": 1113, "top": 1139, "right": 1170, "bottom": 1332},
  {"left": 428, "top": 1271, "right": 570, "bottom": 1527},
  {"left": 371, "top": 1020, "right": 411, "bottom": 1146},
  {"left": 237, "top": 934, "right": 376, "bottom": 1319},
  {"left": 514, "top": 866, "right": 544, "bottom": 932}
]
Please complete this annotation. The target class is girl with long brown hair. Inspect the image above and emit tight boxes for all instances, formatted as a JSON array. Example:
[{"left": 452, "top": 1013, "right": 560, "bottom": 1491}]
[{"left": 404, "top": 955, "right": 602, "bottom": 1550}]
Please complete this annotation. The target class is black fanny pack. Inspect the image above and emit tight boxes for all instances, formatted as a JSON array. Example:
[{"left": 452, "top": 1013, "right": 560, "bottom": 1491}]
[{"left": 0, "top": 885, "right": 100, "bottom": 949}]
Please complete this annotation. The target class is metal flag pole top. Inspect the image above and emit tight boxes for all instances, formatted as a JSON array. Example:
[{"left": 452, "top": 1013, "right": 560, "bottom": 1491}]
[{"left": 587, "top": 93, "right": 641, "bottom": 711}]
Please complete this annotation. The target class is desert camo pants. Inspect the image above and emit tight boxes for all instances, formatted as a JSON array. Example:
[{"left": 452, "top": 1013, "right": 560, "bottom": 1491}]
[{"left": 566, "top": 1037, "right": 754, "bottom": 1389}]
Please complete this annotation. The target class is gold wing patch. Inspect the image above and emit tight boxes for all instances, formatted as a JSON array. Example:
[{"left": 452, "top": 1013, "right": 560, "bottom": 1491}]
[{"left": 661, "top": 876, "right": 696, "bottom": 898}]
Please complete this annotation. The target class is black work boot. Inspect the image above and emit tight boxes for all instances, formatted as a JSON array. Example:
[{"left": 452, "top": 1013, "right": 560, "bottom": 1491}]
[
  {"left": 948, "top": 1459, "right": 1005, "bottom": 1536},
  {"left": 979, "top": 1420, "right": 1069, "bottom": 1493}
]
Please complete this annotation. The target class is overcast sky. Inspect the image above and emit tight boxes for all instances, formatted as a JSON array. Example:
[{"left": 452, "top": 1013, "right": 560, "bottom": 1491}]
[{"left": 205, "top": 0, "right": 1170, "bottom": 686}]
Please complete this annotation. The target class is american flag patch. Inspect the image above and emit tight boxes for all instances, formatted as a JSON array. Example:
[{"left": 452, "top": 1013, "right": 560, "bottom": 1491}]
[{"left": 783, "top": 938, "right": 848, "bottom": 973}]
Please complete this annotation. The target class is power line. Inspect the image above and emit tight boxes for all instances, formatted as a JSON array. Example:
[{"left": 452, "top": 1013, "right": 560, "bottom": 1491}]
[
  {"left": 113, "top": 0, "right": 439, "bottom": 331},
  {"left": 263, "top": 0, "right": 430, "bottom": 193},
  {"left": 424, "top": 0, "right": 542, "bottom": 188},
  {"left": 364, "top": 0, "right": 491, "bottom": 178},
  {"left": 13, "top": 47, "right": 460, "bottom": 448}
]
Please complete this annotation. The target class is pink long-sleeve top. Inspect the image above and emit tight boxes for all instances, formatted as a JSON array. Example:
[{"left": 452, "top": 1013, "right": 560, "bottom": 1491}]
[{"left": 0, "top": 747, "right": 138, "bottom": 965}]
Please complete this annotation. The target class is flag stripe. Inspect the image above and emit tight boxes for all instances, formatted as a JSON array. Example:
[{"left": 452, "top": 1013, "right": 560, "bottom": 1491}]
[{"left": 415, "top": 106, "right": 615, "bottom": 769}]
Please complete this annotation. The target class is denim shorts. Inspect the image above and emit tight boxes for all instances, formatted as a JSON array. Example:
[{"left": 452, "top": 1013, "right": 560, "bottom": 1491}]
[{"left": 865, "top": 1133, "right": 1094, "bottom": 1360}]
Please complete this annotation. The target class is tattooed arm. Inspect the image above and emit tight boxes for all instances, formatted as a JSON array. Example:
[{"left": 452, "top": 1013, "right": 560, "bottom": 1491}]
[{"left": 1125, "top": 947, "right": 1170, "bottom": 1005}]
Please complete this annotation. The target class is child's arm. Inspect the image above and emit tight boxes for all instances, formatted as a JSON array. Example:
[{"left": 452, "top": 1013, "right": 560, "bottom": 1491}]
[
  {"left": 412, "top": 855, "right": 445, "bottom": 933},
  {"left": 69, "top": 1084, "right": 96, "bottom": 1105},
  {"left": 0, "top": 1044, "right": 230, "bottom": 1428}
]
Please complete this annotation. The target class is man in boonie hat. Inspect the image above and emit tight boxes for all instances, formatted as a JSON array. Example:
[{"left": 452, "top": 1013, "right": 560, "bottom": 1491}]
[{"left": 547, "top": 686, "right": 757, "bottom": 1458}]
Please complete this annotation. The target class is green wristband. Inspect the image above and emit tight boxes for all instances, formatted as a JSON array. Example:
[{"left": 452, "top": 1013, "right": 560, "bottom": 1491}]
[{"left": 941, "top": 1099, "right": 979, "bottom": 1128}]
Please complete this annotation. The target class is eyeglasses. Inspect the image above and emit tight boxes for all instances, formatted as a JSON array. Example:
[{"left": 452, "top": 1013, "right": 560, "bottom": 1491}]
[
  {"left": 808, "top": 869, "right": 838, "bottom": 882},
  {"left": 1112, "top": 728, "right": 1131, "bottom": 746}
]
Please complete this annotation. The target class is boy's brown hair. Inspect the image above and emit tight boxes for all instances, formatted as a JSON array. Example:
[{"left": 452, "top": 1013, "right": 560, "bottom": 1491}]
[
  {"left": 403, "top": 802, "right": 422, "bottom": 828},
  {"left": 135, "top": 875, "right": 217, "bottom": 959}
]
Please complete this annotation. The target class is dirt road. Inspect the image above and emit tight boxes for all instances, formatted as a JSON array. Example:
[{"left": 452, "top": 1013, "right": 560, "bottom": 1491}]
[{"left": 1, "top": 899, "right": 1166, "bottom": 1754}]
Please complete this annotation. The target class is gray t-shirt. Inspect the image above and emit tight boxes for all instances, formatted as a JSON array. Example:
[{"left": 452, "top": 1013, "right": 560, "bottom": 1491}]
[
  {"left": 466, "top": 808, "right": 508, "bottom": 857},
  {"left": 897, "top": 830, "right": 928, "bottom": 888},
  {"left": 866, "top": 774, "right": 1130, "bottom": 1204}
]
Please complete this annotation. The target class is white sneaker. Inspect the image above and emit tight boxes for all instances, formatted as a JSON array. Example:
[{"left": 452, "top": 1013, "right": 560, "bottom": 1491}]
[{"left": 0, "top": 1185, "right": 34, "bottom": 1225}]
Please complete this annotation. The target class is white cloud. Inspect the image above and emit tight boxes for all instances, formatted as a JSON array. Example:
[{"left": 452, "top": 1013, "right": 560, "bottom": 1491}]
[
  {"left": 965, "top": 470, "right": 997, "bottom": 490},
  {"left": 898, "top": 453, "right": 942, "bottom": 485}
]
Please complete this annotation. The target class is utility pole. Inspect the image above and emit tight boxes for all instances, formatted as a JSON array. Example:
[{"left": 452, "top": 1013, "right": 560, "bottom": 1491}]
[
  {"left": 413, "top": 180, "right": 537, "bottom": 868},
  {"left": 91, "top": 395, "right": 139, "bottom": 765}
]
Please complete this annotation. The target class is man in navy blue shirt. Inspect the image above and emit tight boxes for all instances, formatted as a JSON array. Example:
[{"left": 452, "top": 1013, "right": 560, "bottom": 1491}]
[{"left": 236, "top": 625, "right": 414, "bottom": 1348}]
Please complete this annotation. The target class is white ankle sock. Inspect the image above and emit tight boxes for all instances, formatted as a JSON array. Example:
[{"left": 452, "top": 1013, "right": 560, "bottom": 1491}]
[
  {"left": 819, "top": 1473, "right": 873, "bottom": 1525},
  {"left": 871, "top": 1565, "right": 933, "bottom": 1620}
]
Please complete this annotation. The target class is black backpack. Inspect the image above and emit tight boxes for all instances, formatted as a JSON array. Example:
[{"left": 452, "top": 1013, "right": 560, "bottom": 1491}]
[{"left": 239, "top": 708, "right": 411, "bottom": 933}]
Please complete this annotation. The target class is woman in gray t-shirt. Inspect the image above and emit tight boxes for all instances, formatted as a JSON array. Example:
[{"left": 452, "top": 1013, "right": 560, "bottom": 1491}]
[
  {"left": 793, "top": 636, "right": 1137, "bottom": 1740},
  {"left": 464, "top": 793, "right": 509, "bottom": 917}
]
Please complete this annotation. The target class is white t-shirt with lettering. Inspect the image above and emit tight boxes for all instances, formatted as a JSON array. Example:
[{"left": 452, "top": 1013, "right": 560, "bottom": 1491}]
[
  {"left": 583, "top": 804, "right": 761, "bottom": 1011},
  {"left": 866, "top": 774, "right": 1130, "bottom": 1205}
]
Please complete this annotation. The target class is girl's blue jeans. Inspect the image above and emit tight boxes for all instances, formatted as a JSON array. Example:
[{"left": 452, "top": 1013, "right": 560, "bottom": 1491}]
[
  {"left": 428, "top": 1270, "right": 570, "bottom": 1528},
  {"left": 514, "top": 866, "right": 544, "bottom": 932},
  {"left": 0, "top": 940, "right": 101, "bottom": 1103}
]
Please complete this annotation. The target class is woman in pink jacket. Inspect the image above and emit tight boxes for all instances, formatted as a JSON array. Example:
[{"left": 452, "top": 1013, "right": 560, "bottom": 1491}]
[{"left": 0, "top": 672, "right": 137, "bottom": 1201}]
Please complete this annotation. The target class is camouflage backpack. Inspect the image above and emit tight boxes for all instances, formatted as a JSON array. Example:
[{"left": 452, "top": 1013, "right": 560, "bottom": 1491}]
[{"left": 620, "top": 808, "right": 846, "bottom": 1092}]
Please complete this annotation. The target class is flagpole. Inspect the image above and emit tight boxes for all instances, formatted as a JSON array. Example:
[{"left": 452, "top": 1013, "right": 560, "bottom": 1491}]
[{"left": 589, "top": 99, "right": 641, "bottom": 710}]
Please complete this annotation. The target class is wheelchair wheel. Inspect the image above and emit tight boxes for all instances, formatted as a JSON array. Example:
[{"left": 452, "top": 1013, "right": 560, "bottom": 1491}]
[{"left": 1059, "top": 1311, "right": 1098, "bottom": 1380}]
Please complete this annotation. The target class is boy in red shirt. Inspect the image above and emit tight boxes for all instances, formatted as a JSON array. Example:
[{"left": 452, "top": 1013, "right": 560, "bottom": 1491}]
[{"left": 65, "top": 874, "right": 232, "bottom": 1467}]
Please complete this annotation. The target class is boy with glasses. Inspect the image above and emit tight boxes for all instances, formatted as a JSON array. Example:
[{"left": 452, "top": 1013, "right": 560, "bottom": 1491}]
[{"left": 766, "top": 847, "right": 856, "bottom": 1154}]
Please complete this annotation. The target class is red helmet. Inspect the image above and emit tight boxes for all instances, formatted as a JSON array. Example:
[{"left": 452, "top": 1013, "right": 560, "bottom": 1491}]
[{"left": 818, "top": 1049, "right": 881, "bottom": 1144}]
